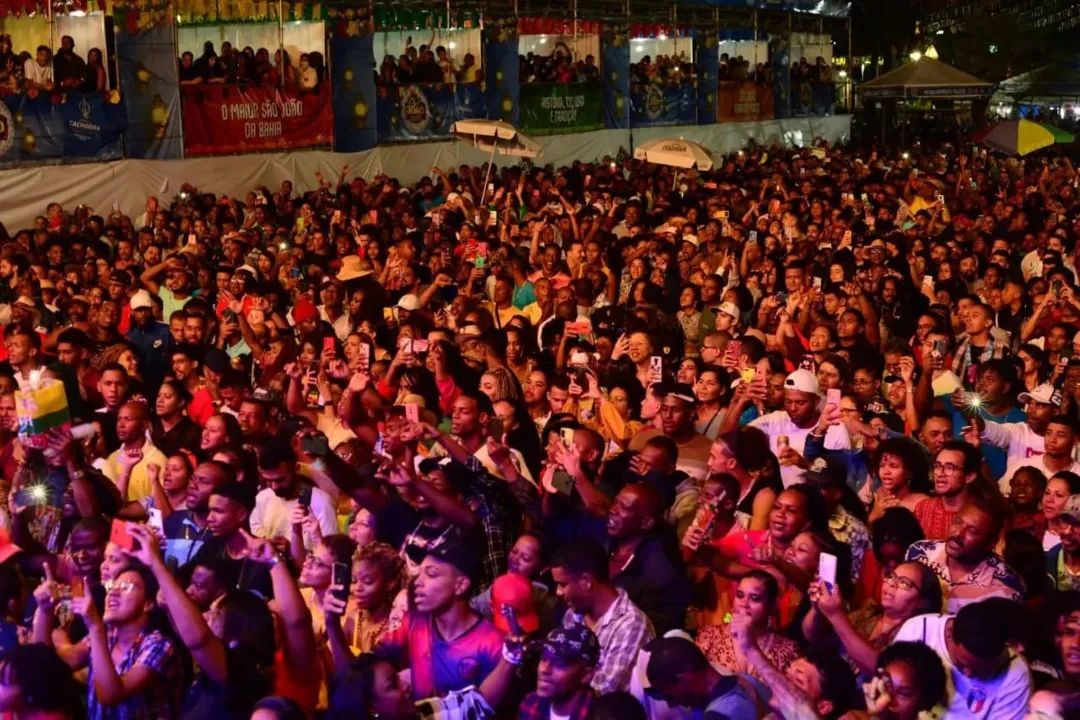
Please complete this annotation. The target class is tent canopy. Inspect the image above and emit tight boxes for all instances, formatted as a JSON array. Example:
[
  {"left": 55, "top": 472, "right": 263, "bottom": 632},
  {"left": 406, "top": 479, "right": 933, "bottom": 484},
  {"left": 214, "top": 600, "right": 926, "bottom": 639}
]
[
  {"left": 997, "top": 57, "right": 1080, "bottom": 99},
  {"left": 858, "top": 57, "right": 993, "bottom": 100}
]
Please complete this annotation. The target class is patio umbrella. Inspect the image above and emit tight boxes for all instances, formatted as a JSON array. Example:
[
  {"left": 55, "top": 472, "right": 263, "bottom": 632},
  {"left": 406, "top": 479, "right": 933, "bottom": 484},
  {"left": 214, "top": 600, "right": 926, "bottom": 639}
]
[
  {"left": 1036, "top": 122, "right": 1076, "bottom": 144},
  {"left": 633, "top": 138, "right": 714, "bottom": 170},
  {"left": 451, "top": 119, "right": 542, "bottom": 207},
  {"left": 983, "top": 119, "right": 1056, "bottom": 156}
]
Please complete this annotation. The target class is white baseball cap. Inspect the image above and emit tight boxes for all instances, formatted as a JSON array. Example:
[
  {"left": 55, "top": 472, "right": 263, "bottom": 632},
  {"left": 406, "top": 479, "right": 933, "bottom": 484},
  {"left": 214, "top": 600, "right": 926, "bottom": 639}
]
[
  {"left": 718, "top": 302, "right": 740, "bottom": 320},
  {"left": 784, "top": 369, "right": 820, "bottom": 396},
  {"left": 1018, "top": 384, "right": 1060, "bottom": 407},
  {"left": 130, "top": 290, "right": 154, "bottom": 310},
  {"left": 395, "top": 294, "right": 420, "bottom": 312}
]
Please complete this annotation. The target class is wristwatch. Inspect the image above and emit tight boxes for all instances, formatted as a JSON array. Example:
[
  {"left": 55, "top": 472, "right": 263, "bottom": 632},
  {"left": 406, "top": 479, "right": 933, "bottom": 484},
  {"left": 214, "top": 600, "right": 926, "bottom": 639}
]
[{"left": 268, "top": 552, "right": 287, "bottom": 569}]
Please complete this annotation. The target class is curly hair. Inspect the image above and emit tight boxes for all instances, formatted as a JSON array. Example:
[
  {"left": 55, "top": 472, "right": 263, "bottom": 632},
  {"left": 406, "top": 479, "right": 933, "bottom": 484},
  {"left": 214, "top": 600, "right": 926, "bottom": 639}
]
[
  {"left": 353, "top": 542, "right": 407, "bottom": 601},
  {"left": 877, "top": 641, "right": 947, "bottom": 713}
]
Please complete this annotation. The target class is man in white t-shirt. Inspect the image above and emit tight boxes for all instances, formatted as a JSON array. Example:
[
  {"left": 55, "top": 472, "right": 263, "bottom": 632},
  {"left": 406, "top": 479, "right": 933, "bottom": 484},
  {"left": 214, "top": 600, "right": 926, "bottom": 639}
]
[
  {"left": 250, "top": 442, "right": 337, "bottom": 550},
  {"left": 23, "top": 45, "right": 54, "bottom": 90},
  {"left": 749, "top": 369, "right": 851, "bottom": 488},
  {"left": 973, "top": 384, "right": 1061, "bottom": 493},
  {"left": 893, "top": 601, "right": 1031, "bottom": 720}
]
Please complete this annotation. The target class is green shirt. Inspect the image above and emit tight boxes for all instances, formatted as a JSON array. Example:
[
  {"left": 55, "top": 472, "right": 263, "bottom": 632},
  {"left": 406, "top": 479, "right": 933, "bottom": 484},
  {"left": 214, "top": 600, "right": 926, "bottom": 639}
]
[{"left": 157, "top": 286, "right": 191, "bottom": 322}]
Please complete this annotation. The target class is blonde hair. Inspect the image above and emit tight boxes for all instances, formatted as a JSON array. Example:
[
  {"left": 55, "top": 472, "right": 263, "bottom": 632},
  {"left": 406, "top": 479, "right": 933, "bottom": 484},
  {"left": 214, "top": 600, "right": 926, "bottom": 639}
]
[{"left": 482, "top": 365, "right": 522, "bottom": 403}]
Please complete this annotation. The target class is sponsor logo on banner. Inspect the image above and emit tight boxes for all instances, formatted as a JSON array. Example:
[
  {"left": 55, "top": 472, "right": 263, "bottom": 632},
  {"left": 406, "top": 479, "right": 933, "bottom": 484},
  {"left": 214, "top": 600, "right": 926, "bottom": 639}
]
[
  {"left": 68, "top": 96, "right": 101, "bottom": 140},
  {"left": 0, "top": 103, "right": 12, "bottom": 155},
  {"left": 645, "top": 85, "right": 664, "bottom": 121},
  {"left": 401, "top": 85, "right": 431, "bottom": 135},
  {"left": 661, "top": 142, "right": 686, "bottom": 153}
]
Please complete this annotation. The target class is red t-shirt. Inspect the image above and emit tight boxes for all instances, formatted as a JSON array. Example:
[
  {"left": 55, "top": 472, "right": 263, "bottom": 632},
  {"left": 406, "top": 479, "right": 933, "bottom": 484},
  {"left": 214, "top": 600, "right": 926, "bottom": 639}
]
[{"left": 188, "top": 387, "right": 215, "bottom": 426}]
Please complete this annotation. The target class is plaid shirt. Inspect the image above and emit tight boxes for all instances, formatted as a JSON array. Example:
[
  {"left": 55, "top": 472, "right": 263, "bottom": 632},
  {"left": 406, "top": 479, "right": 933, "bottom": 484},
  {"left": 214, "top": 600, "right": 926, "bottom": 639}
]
[
  {"left": 563, "top": 588, "right": 654, "bottom": 695},
  {"left": 518, "top": 688, "right": 596, "bottom": 720},
  {"left": 460, "top": 455, "right": 519, "bottom": 591},
  {"left": 87, "top": 626, "right": 182, "bottom": 720}
]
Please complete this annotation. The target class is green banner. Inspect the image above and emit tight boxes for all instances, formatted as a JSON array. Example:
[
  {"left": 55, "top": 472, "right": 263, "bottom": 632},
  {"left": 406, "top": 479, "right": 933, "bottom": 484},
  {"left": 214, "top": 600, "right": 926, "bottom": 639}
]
[{"left": 519, "top": 81, "right": 603, "bottom": 135}]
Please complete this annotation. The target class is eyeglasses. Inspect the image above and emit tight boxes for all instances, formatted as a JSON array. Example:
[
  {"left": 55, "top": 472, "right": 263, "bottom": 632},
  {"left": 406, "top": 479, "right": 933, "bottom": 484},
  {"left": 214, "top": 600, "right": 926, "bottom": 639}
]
[
  {"left": 883, "top": 572, "right": 919, "bottom": 593},
  {"left": 932, "top": 462, "right": 963, "bottom": 475},
  {"left": 304, "top": 556, "right": 331, "bottom": 571},
  {"left": 104, "top": 580, "right": 138, "bottom": 594}
]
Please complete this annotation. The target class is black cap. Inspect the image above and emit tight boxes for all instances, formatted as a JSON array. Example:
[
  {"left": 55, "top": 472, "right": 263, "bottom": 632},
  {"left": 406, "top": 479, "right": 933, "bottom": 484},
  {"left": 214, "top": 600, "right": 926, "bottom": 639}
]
[
  {"left": 802, "top": 456, "right": 847, "bottom": 488},
  {"left": 425, "top": 541, "right": 478, "bottom": 581}
]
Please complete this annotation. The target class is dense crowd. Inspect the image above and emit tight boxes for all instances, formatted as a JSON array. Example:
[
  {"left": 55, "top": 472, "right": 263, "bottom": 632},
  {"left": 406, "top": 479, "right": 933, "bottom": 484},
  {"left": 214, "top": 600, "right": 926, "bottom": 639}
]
[
  {"left": 0, "top": 34, "right": 108, "bottom": 95},
  {"left": 377, "top": 37, "right": 481, "bottom": 86},
  {"left": 629, "top": 54, "right": 695, "bottom": 87},
  {"left": 0, "top": 137, "right": 1078, "bottom": 720},
  {"left": 520, "top": 49, "right": 599, "bottom": 84},
  {"left": 178, "top": 40, "right": 326, "bottom": 90}
]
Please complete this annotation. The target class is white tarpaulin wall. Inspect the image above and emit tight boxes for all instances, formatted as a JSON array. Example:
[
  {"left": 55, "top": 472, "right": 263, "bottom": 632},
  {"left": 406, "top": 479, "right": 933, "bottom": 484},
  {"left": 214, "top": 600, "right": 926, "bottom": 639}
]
[{"left": 0, "top": 115, "right": 849, "bottom": 230}]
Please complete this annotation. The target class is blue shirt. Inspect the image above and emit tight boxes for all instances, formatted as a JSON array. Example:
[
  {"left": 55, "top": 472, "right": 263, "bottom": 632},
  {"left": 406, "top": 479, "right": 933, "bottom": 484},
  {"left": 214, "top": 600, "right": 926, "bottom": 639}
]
[
  {"left": 940, "top": 395, "right": 1026, "bottom": 480},
  {"left": 512, "top": 280, "right": 536, "bottom": 310}
]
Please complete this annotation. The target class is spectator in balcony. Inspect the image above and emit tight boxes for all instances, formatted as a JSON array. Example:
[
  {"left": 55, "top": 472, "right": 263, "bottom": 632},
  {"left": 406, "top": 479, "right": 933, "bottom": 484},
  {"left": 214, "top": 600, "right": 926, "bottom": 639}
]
[
  {"left": 84, "top": 48, "right": 107, "bottom": 93},
  {"left": 53, "top": 35, "right": 85, "bottom": 90},
  {"left": 436, "top": 46, "right": 456, "bottom": 83},
  {"left": 731, "top": 56, "right": 747, "bottom": 81},
  {"left": 253, "top": 47, "right": 272, "bottom": 85},
  {"left": 193, "top": 41, "right": 216, "bottom": 81},
  {"left": 23, "top": 45, "right": 54, "bottom": 92},
  {"left": 817, "top": 56, "right": 832, "bottom": 83},
  {"left": 0, "top": 36, "right": 21, "bottom": 93},
  {"left": 271, "top": 48, "right": 297, "bottom": 88},
  {"left": 396, "top": 54, "right": 415, "bottom": 84},
  {"left": 232, "top": 51, "right": 250, "bottom": 84},
  {"left": 581, "top": 54, "right": 599, "bottom": 81},
  {"left": 298, "top": 53, "right": 318, "bottom": 90},
  {"left": 413, "top": 49, "right": 442, "bottom": 84},
  {"left": 219, "top": 41, "right": 238, "bottom": 81},
  {"left": 178, "top": 52, "right": 201, "bottom": 85},
  {"left": 379, "top": 55, "right": 398, "bottom": 85},
  {"left": 458, "top": 53, "right": 480, "bottom": 84}
]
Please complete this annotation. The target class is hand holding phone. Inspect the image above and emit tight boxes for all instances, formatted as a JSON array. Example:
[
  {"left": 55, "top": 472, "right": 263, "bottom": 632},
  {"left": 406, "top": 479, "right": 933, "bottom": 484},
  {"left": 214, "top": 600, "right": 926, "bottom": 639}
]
[
  {"left": 648, "top": 356, "right": 663, "bottom": 383},
  {"left": 818, "top": 552, "right": 838, "bottom": 587},
  {"left": 298, "top": 486, "right": 313, "bottom": 508},
  {"left": 331, "top": 561, "right": 351, "bottom": 608}
]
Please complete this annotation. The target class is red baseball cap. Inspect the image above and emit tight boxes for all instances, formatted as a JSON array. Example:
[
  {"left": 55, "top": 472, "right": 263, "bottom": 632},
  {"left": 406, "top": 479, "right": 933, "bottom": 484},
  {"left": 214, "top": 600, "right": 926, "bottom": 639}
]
[{"left": 491, "top": 573, "right": 540, "bottom": 634}]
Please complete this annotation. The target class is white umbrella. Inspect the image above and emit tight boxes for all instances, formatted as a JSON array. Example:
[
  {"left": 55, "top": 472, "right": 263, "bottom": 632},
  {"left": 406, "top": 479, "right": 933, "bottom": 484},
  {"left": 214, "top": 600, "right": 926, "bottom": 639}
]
[
  {"left": 633, "top": 138, "right": 714, "bottom": 171},
  {"left": 451, "top": 120, "right": 543, "bottom": 207},
  {"left": 451, "top": 119, "right": 543, "bottom": 159}
]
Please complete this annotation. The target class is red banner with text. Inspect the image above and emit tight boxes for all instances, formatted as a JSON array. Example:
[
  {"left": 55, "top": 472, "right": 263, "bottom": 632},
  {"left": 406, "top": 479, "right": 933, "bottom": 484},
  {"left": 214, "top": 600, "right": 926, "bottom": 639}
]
[
  {"left": 181, "top": 84, "right": 333, "bottom": 156},
  {"left": 717, "top": 81, "right": 775, "bottom": 123}
]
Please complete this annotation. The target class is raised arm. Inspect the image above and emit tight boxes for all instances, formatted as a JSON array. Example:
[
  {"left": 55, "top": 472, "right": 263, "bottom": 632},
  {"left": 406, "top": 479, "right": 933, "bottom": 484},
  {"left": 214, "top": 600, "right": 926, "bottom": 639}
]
[
  {"left": 127, "top": 524, "right": 229, "bottom": 685},
  {"left": 244, "top": 531, "right": 319, "bottom": 683}
]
